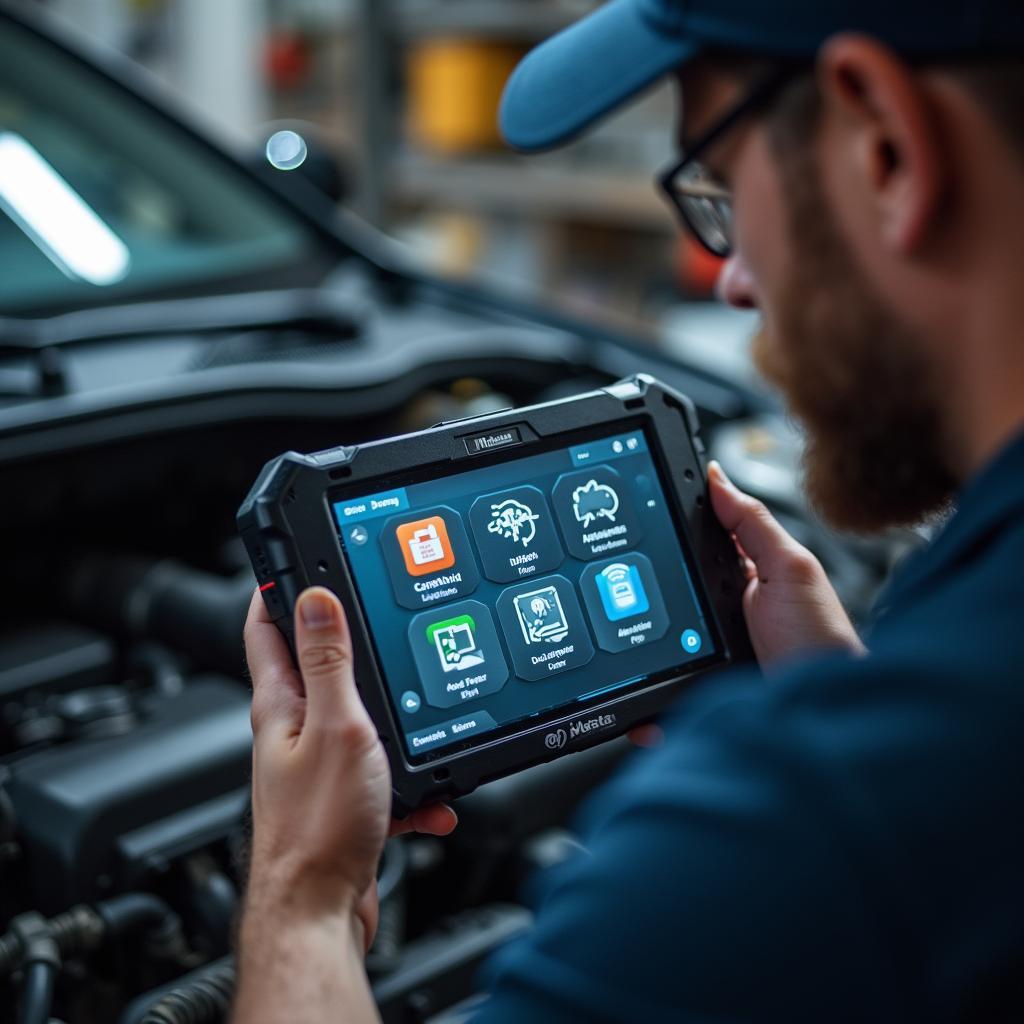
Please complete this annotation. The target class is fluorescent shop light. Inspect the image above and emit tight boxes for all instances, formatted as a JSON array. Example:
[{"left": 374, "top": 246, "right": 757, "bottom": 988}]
[{"left": 0, "top": 131, "right": 130, "bottom": 286}]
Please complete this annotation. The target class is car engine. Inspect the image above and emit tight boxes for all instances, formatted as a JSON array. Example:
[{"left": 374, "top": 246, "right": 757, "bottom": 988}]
[{"left": 0, "top": 327, "right": 915, "bottom": 1024}]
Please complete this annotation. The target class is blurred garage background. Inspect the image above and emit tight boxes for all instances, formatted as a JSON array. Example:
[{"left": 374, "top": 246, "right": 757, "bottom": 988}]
[{"left": 45, "top": 0, "right": 758, "bottom": 382}]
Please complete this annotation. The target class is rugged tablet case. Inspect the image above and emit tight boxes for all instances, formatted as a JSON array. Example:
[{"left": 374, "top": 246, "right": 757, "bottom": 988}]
[{"left": 238, "top": 374, "right": 754, "bottom": 814}]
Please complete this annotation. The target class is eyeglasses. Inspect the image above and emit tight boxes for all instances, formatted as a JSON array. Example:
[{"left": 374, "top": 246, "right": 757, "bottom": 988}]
[{"left": 657, "top": 64, "right": 805, "bottom": 258}]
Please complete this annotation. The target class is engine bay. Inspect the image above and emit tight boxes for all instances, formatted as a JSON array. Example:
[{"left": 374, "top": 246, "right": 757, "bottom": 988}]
[{"left": 0, "top": 324, "right": 912, "bottom": 1023}]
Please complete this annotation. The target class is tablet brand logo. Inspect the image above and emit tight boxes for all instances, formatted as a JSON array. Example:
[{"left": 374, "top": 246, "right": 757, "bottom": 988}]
[
  {"left": 466, "top": 427, "right": 522, "bottom": 454},
  {"left": 544, "top": 728, "right": 567, "bottom": 750},
  {"left": 569, "top": 713, "right": 617, "bottom": 740},
  {"left": 544, "top": 712, "right": 617, "bottom": 751}
]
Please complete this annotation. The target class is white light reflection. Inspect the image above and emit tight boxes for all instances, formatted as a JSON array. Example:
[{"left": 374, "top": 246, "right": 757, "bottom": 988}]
[
  {"left": 0, "top": 132, "right": 130, "bottom": 286},
  {"left": 265, "top": 130, "right": 308, "bottom": 171}
]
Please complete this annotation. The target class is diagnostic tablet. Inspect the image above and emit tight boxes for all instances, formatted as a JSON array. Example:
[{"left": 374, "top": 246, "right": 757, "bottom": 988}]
[{"left": 239, "top": 375, "right": 753, "bottom": 813}]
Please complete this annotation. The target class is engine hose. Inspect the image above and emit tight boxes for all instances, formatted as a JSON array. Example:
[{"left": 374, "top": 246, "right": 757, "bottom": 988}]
[
  {"left": 96, "top": 892, "right": 175, "bottom": 937},
  {"left": 0, "top": 784, "right": 19, "bottom": 867},
  {"left": 64, "top": 554, "right": 253, "bottom": 678},
  {"left": 138, "top": 961, "right": 236, "bottom": 1024},
  {"left": 0, "top": 931, "right": 20, "bottom": 975},
  {"left": 48, "top": 904, "right": 104, "bottom": 958},
  {"left": 0, "top": 785, "right": 16, "bottom": 842},
  {"left": 0, "top": 895, "right": 196, "bottom": 1024},
  {"left": 17, "top": 960, "right": 56, "bottom": 1024},
  {"left": 0, "top": 894, "right": 184, "bottom": 979}
]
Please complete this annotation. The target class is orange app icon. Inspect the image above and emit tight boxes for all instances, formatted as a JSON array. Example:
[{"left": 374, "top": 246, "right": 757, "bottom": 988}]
[{"left": 396, "top": 515, "right": 456, "bottom": 576}]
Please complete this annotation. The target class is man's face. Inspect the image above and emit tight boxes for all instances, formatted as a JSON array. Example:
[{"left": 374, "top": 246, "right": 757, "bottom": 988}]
[{"left": 682, "top": 68, "right": 957, "bottom": 532}]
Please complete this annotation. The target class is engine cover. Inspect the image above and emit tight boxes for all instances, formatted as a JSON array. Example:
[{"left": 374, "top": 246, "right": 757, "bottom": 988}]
[{"left": 5, "top": 677, "right": 252, "bottom": 913}]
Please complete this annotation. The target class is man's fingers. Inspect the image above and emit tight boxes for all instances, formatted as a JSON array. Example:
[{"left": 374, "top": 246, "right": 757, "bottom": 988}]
[
  {"left": 410, "top": 803, "right": 458, "bottom": 835},
  {"left": 390, "top": 803, "right": 459, "bottom": 838},
  {"left": 708, "top": 461, "right": 797, "bottom": 571},
  {"left": 244, "top": 587, "right": 305, "bottom": 738},
  {"left": 627, "top": 724, "right": 664, "bottom": 748},
  {"left": 294, "top": 587, "right": 373, "bottom": 739}
]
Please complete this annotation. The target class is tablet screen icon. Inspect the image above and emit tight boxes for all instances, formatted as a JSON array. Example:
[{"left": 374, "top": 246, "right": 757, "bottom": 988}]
[
  {"left": 469, "top": 486, "right": 564, "bottom": 583},
  {"left": 382, "top": 507, "right": 479, "bottom": 608},
  {"left": 552, "top": 466, "right": 642, "bottom": 561},
  {"left": 495, "top": 575, "right": 594, "bottom": 679},
  {"left": 396, "top": 515, "right": 455, "bottom": 576},
  {"left": 513, "top": 585, "right": 570, "bottom": 645},
  {"left": 579, "top": 553, "right": 670, "bottom": 652},
  {"left": 595, "top": 562, "right": 649, "bottom": 621},
  {"left": 487, "top": 498, "right": 539, "bottom": 547},
  {"left": 572, "top": 477, "right": 620, "bottom": 528},
  {"left": 427, "top": 613, "right": 485, "bottom": 673},
  {"left": 408, "top": 600, "right": 509, "bottom": 708}
]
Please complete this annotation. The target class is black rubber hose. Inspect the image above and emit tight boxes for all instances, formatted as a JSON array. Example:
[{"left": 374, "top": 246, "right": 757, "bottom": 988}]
[
  {"left": 64, "top": 555, "right": 253, "bottom": 679},
  {"left": 1, "top": 895, "right": 175, "bottom": 979},
  {"left": 48, "top": 904, "right": 104, "bottom": 958},
  {"left": 137, "top": 960, "right": 236, "bottom": 1024},
  {"left": 1, "top": 895, "right": 191, "bottom": 1024},
  {"left": 96, "top": 892, "right": 193, "bottom": 966},
  {"left": 17, "top": 960, "right": 56, "bottom": 1024},
  {"left": 0, "top": 784, "right": 18, "bottom": 866},
  {"left": 96, "top": 892, "right": 172, "bottom": 936},
  {"left": 0, "top": 786, "right": 16, "bottom": 843},
  {"left": 0, "top": 932, "right": 20, "bottom": 975}
]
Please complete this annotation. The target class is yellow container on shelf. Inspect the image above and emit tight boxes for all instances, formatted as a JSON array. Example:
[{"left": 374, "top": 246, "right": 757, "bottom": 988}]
[{"left": 406, "top": 38, "right": 525, "bottom": 155}]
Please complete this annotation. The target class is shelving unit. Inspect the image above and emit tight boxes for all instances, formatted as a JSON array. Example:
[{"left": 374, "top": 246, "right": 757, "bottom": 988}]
[
  {"left": 392, "top": 154, "right": 670, "bottom": 231},
  {"left": 393, "top": 0, "right": 592, "bottom": 41},
  {"left": 198, "top": 0, "right": 715, "bottom": 332},
  {"left": 347, "top": 0, "right": 704, "bottom": 327}
]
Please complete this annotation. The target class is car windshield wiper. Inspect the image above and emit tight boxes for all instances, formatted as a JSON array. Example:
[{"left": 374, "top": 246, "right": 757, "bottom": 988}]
[
  {"left": 0, "top": 287, "right": 364, "bottom": 354},
  {"left": 0, "top": 287, "right": 366, "bottom": 397}
]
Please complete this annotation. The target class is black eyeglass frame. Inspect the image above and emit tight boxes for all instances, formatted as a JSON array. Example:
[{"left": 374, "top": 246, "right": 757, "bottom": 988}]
[{"left": 657, "top": 62, "right": 807, "bottom": 258}]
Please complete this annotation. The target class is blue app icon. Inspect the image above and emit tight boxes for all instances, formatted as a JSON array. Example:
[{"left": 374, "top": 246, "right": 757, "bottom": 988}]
[
  {"left": 680, "top": 629, "right": 703, "bottom": 655},
  {"left": 594, "top": 561, "right": 650, "bottom": 621}
]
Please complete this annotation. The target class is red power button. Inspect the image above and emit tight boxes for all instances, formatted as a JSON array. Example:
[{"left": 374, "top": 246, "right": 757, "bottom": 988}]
[{"left": 259, "top": 579, "right": 285, "bottom": 619}]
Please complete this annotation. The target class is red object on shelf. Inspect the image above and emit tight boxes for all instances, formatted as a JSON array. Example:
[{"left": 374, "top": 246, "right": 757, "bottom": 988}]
[
  {"left": 677, "top": 235, "right": 724, "bottom": 297},
  {"left": 264, "top": 30, "right": 311, "bottom": 91}
]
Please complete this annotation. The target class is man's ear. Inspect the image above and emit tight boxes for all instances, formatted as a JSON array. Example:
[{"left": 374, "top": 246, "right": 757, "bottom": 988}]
[{"left": 817, "top": 33, "right": 946, "bottom": 253}]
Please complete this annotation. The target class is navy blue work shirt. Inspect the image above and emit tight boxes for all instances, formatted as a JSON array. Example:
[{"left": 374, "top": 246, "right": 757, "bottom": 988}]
[{"left": 476, "top": 430, "right": 1024, "bottom": 1022}]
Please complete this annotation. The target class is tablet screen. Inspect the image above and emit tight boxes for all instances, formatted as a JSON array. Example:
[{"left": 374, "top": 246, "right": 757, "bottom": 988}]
[{"left": 332, "top": 424, "right": 721, "bottom": 762}]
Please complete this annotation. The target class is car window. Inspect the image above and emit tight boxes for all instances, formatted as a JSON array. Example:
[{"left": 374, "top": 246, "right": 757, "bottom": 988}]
[{"left": 0, "top": 16, "right": 322, "bottom": 315}]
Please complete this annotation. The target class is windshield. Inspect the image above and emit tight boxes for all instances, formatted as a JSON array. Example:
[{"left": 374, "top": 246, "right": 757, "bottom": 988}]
[{"left": 0, "top": 14, "right": 325, "bottom": 316}]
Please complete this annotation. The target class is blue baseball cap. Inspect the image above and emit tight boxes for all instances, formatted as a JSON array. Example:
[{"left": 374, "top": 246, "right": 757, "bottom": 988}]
[{"left": 500, "top": 0, "right": 1024, "bottom": 152}]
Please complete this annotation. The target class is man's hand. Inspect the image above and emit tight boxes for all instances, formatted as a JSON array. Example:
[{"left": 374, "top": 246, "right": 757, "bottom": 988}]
[
  {"left": 708, "top": 461, "right": 866, "bottom": 667},
  {"left": 243, "top": 586, "right": 456, "bottom": 946},
  {"left": 235, "top": 586, "right": 457, "bottom": 1024}
]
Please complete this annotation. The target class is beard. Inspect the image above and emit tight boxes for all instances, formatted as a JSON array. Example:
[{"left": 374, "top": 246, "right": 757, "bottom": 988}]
[{"left": 750, "top": 145, "right": 957, "bottom": 533}]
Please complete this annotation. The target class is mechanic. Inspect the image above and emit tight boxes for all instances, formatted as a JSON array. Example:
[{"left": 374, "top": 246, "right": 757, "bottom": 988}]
[{"left": 233, "top": 1, "right": 1024, "bottom": 1019}]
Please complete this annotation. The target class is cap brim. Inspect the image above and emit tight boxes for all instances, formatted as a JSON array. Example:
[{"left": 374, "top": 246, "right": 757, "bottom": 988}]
[{"left": 500, "top": 0, "right": 698, "bottom": 152}]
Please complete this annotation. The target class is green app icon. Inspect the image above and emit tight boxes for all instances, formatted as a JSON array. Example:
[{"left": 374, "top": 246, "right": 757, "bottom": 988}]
[{"left": 427, "top": 613, "right": 485, "bottom": 673}]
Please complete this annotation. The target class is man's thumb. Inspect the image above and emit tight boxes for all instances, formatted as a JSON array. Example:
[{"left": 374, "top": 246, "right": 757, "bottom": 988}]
[{"left": 294, "top": 587, "right": 364, "bottom": 727}]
